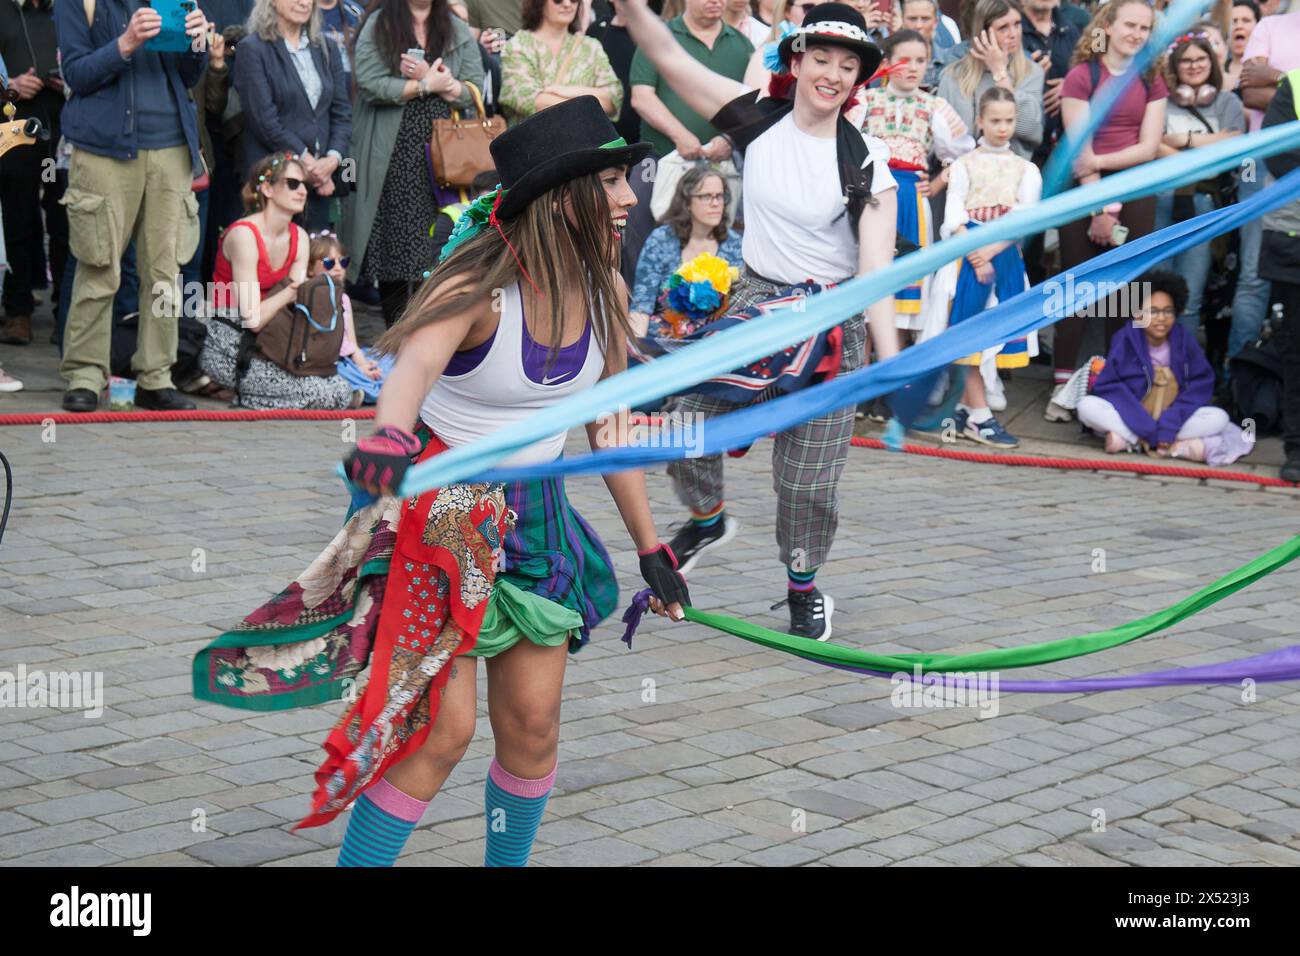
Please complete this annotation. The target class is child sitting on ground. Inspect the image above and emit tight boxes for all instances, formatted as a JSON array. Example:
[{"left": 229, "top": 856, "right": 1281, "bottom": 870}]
[
  {"left": 1077, "top": 270, "right": 1253, "bottom": 464},
  {"left": 308, "top": 232, "right": 390, "bottom": 402}
]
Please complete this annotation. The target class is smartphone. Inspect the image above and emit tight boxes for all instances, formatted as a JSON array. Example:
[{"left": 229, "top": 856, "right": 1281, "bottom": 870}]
[
  {"left": 1111, "top": 224, "right": 1130, "bottom": 246},
  {"left": 873, "top": 0, "right": 891, "bottom": 14},
  {"left": 45, "top": 67, "right": 62, "bottom": 79},
  {"left": 404, "top": 47, "right": 425, "bottom": 60},
  {"left": 145, "top": 0, "right": 197, "bottom": 54}
]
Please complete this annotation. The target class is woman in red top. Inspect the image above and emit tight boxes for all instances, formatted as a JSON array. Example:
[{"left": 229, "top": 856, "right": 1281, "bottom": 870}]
[
  {"left": 199, "top": 152, "right": 359, "bottom": 409},
  {"left": 1049, "top": 0, "right": 1168, "bottom": 402}
]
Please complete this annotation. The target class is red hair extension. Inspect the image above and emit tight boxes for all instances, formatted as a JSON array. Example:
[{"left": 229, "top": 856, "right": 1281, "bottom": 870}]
[{"left": 767, "top": 52, "right": 866, "bottom": 115}]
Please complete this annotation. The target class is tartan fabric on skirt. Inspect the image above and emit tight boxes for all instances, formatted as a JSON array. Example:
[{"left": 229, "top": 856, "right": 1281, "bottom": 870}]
[
  {"left": 666, "top": 270, "right": 867, "bottom": 570},
  {"left": 191, "top": 435, "right": 617, "bottom": 829}
]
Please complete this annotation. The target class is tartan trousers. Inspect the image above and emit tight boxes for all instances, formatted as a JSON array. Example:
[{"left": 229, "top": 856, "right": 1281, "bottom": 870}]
[{"left": 666, "top": 271, "right": 867, "bottom": 571}]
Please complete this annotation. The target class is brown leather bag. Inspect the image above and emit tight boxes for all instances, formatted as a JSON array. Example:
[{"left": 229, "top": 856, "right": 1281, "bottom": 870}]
[
  {"left": 427, "top": 82, "right": 505, "bottom": 190},
  {"left": 1140, "top": 365, "right": 1180, "bottom": 421},
  {"left": 253, "top": 274, "right": 346, "bottom": 377}
]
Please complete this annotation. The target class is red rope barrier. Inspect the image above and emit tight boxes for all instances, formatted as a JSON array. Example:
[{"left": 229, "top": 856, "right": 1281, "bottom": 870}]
[
  {"left": 848, "top": 435, "right": 1297, "bottom": 488},
  {"left": 0, "top": 407, "right": 1291, "bottom": 488},
  {"left": 0, "top": 409, "right": 377, "bottom": 425}
]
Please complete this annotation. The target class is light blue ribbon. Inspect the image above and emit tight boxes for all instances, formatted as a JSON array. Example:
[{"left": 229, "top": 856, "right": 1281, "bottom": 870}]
[
  {"left": 355, "top": 121, "right": 1300, "bottom": 500},
  {"left": 470, "top": 164, "right": 1300, "bottom": 482}
]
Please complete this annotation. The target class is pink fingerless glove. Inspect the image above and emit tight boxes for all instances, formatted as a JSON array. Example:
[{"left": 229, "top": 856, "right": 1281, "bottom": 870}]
[{"left": 345, "top": 425, "right": 421, "bottom": 495}]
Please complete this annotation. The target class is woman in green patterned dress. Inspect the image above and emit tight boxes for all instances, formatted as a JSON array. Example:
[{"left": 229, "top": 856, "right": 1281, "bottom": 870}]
[{"left": 498, "top": 0, "right": 624, "bottom": 122}]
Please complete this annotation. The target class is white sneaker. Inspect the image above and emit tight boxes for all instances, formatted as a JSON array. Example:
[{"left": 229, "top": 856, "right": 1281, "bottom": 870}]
[{"left": 0, "top": 368, "right": 22, "bottom": 392}]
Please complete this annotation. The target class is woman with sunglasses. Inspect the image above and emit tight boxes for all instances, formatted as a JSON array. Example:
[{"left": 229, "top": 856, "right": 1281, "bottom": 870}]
[
  {"left": 193, "top": 98, "right": 690, "bottom": 867},
  {"left": 199, "top": 153, "right": 360, "bottom": 409},
  {"left": 499, "top": 0, "right": 624, "bottom": 123}
]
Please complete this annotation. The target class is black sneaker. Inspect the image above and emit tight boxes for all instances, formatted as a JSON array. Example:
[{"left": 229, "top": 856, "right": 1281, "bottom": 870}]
[
  {"left": 666, "top": 514, "right": 738, "bottom": 574},
  {"left": 773, "top": 587, "right": 835, "bottom": 641}
]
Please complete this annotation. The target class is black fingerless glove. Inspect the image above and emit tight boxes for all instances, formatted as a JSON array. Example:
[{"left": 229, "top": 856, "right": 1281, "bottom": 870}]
[
  {"left": 344, "top": 425, "right": 421, "bottom": 496},
  {"left": 639, "top": 544, "right": 691, "bottom": 614}
]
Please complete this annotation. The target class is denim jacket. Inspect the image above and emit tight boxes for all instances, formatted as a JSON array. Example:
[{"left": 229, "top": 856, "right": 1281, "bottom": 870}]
[{"left": 54, "top": 0, "right": 207, "bottom": 172}]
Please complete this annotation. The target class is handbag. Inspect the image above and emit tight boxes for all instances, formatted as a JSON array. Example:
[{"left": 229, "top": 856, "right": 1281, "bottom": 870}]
[
  {"left": 427, "top": 81, "right": 505, "bottom": 190},
  {"left": 240, "top": 273, "right": 346, "bottom": 379},
  {"left": 1140, "top": 364, "right": 1180, "bottom": 421}
]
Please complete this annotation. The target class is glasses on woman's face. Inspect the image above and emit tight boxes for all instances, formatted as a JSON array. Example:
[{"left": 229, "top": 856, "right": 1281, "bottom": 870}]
[
  {"left": 282, "top": 177, "right": 307, "bottom": 192},
  {"left": 1181, "top": 55, "right": 1212, "bottom": 68},
  {"left": 691, "top": 192, "right": 726, "bottom": 206},
  {"left": 1140, "top": 306, "right": 1179, "bottom": 319},
  {"left": 322, "top": 256, "right": 350, "bottom": 270}
]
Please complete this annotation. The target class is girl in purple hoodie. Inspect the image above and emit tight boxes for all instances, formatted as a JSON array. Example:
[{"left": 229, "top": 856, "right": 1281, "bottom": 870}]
[{"left": 1077, "top": 270, "right": 1253, "bottom": 464}]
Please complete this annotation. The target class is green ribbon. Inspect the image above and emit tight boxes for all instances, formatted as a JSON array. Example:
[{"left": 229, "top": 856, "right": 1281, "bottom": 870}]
[
  {"left": 599, "top": 137, "right": 629, "bottom": 149},
  {"left": 682, "top": 535, "right": 1300, "bottom": 674}
]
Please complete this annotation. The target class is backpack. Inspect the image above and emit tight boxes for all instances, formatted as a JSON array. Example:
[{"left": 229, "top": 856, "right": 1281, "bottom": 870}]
[
  {"left": 1229, "top": 336, "right": 1283, "bottom": 436},
  {"left": 1086, "top": 59, "right": 1151, "bottom": 100},
  {"left": 237, "top": 273, "right": 346, "bottom": 379}
]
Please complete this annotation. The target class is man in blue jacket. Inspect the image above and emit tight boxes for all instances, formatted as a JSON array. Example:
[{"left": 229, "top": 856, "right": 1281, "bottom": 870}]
[{"left": 54, "top": 0, "right": 208, "bottom": 413}]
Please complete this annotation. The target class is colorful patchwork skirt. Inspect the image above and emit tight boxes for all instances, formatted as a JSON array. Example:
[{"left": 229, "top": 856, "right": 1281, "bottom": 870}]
[{"left": 191, "top": 432, "right": 617, "bottom": 828}]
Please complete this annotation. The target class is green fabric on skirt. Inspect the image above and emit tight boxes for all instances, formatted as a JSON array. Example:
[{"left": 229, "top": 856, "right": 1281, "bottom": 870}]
[{"left": 467, "top": 579, "right": 582, "bottom": 657}]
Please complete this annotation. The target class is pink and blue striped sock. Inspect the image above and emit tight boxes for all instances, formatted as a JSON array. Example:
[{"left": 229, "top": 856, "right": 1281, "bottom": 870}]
[
  {"left": 484, "top": 758, "right": 555, "bottom": 867},
  {"left": 788, "top": 566, "right": 817, "bottom": 593},
  {"left": 336, "top": 778, "right": 429, "bottom": 867}
]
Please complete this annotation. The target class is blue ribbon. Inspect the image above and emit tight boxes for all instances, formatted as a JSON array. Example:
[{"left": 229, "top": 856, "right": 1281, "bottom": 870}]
[
  {"left": 470, "top": 164, "right": 1300, "bottom": 482},
  {"left": 346, "top": 123, "right": 1300, "bottom": 501}
]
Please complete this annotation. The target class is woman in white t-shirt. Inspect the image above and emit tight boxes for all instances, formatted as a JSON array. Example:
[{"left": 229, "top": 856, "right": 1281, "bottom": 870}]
[{"left": 618, "top": 0, "right": 898, "bottom": 642}]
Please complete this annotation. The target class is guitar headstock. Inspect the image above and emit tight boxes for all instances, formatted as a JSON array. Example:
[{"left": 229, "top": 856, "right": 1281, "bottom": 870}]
[
  {"left": 0, "top": 116, "right": 45, "bottom": 160},
  {"left": 1, "top": 79, "right": 47, "bottom": 159}
]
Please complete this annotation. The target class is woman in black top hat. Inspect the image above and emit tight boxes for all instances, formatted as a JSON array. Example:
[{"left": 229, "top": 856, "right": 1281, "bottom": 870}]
[
  {"left": 616, "top": 0, "right": 899, "bottom": 642},
  {"left": 191, "top": 97, "right": 689, "bottom": 868}
]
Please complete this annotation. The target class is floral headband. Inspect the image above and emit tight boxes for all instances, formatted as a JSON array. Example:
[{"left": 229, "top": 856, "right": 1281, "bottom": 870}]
[
  {"left": 309, "top": 230, "right": 338, "bottom": 240},
  {"left": 257, "top": 151, "right": 299, "bottom": 184},
  {"left": 1166, "top": 31, "right": 1210, "bottom": 54}
]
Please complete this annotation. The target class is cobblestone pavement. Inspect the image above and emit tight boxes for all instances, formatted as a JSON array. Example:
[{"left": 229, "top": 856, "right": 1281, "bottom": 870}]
[{"left": 1, "top": 419, "right": 1298, "bottom": 867}]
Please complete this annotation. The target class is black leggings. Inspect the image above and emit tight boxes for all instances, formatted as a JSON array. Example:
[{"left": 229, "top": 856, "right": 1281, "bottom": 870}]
[{"left": 1053, "top": 191, "right": 1157, "bottom": 374}]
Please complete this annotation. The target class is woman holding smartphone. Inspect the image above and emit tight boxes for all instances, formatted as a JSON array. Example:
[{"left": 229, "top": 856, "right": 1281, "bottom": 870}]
[
  {"left": 1048, "top": 0, "right": 1167, "bottom": 402},
  {"left": 342, "top": 0, "right": 485, "bottom": 328}
]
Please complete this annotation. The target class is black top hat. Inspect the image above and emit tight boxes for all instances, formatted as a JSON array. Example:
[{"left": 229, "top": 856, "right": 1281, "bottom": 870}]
[
  {"left": 776, "top": 2, "right": 883, "bottom": 86},
  {"left": 490, "top": 96, "right": 653, "bottom": 221}
]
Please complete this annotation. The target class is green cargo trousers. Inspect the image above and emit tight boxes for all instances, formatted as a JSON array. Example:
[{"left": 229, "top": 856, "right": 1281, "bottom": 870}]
[{"left": 59, "top": 145, "right": 200, "bottom": 393}]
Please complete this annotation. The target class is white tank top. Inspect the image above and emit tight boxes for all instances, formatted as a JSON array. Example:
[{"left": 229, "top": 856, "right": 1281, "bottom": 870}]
[{"left": 419, "top": 282, "right": 606, "bottom": 467}]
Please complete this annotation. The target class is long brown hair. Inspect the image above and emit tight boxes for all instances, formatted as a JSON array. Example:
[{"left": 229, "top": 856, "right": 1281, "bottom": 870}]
[
  {"left": 375, "top": 172, "right": 629, "bottom": 369},
  {"left": 950, "top": 0, "right": 1035, "bottom": 101},
  {"left": 1070, "top": 0, "right": 1160, "bottom": 85},
  {"left": 356, "top": 0, "right": 453, "bottom": 73},
  {"left": 1164, "top": 34, "right": 1224, "bottom": 95},
  {"left": 661, "top": 166, "right": 732, "bottom": 245}
]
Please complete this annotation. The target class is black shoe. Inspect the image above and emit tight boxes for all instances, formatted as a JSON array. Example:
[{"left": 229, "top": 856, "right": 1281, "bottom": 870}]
[
  {"left": 1282, "top": 457, "right": 1300, "bottom": 484},
  {"left": 62, "top": 388, "right": 99, "bottom": 413},
  {"left": 134, "top": 387, "right": 197, "bottom": 411},
  {"left": 773, "top": 587, "right": 835, "bottom": 642},
  {"left": 666, "top": 514, "right": 738, "bottom": 574}
]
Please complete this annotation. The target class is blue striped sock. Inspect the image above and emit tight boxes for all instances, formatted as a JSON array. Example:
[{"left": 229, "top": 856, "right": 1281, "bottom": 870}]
[
  {"left": 336, "top": 779, "right": 428, "bottom": 867},
  {"left": 484, "top": 758, "right": 556, "bottom": 868}
]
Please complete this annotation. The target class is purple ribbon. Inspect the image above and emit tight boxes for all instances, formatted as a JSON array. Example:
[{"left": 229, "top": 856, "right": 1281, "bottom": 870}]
[
  {"left": 621, "top": 587, "right": 654, "bottom": 648},
  {"left": 822, "top": 644, "right": 1300, "bottom": 692}
]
